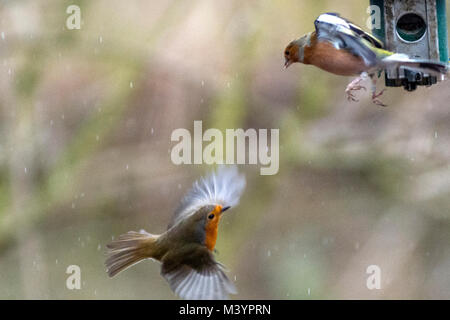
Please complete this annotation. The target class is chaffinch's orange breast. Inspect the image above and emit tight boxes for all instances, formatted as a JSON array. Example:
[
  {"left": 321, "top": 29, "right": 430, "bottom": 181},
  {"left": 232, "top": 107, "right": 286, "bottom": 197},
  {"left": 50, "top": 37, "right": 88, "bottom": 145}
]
[{"left": 304, "top": 39, "right": 367, "bottom": 76}]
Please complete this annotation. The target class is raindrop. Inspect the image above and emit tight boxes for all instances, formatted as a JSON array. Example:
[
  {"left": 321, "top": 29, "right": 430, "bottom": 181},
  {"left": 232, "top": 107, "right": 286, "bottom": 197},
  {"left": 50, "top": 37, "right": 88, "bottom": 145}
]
[
  {"left": 307, "top": 288, "right": 311, "bottom": 295},
  {"left": 267, "top": 250, "right": 271, "bottom": 257},
  {"left": 1, "top": 32, "right": 4, "bottom": 40},
  {"left": 129, "top": 81, "right": 134, "bottom": 88},
  {"left": 125, "top": 164, "right": 129, "bottom": 170},
  {"left": 98, "top": 36, "right": 103, "bottom": 44}
]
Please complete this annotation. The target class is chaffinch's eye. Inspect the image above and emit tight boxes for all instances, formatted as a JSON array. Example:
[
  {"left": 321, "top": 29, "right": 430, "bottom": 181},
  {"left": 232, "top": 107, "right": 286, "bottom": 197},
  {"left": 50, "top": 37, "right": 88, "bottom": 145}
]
[{"left": 208, "top": 213, "right": 215, "bottom": 219}]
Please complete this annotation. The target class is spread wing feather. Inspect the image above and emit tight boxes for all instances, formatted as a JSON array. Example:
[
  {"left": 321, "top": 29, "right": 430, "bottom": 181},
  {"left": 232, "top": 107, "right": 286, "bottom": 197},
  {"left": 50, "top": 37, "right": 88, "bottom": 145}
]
[
  {"left": 161, "top": 248, "right": 237, "bottom": 300},
  {"left": 168, "top": 166, "right": 246, "bottom": 229},
  {"left": 162, "top": 263, "right": 237, "bottom": 300},
  {"left": 314, "top": 12, "right": 384, "bottom": 67}
]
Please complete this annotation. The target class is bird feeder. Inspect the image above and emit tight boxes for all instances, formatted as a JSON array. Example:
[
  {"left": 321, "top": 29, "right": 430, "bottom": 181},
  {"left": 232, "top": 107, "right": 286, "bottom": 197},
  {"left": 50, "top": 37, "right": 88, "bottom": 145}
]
[{"left": 369, "top": 0, "right": 449, "bottom": 91}]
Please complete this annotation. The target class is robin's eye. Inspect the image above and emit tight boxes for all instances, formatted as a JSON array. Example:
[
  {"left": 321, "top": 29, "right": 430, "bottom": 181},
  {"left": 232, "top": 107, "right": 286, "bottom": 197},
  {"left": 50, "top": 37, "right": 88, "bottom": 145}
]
[
  {"left": 285, "top": 51, "right": 289, "bottom": 56},
  {"left": 208, "top": 213, "right": 215, "bottom": 219}
]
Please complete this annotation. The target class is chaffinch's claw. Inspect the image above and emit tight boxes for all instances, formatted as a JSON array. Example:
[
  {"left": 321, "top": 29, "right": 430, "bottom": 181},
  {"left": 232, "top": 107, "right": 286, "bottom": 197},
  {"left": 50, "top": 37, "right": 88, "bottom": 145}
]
[
  {"left": 372, "top": 89, "right": 387, "bottom": 107},
  {"left": 345, "top": 76, "right": 366, "bottom": 103}
]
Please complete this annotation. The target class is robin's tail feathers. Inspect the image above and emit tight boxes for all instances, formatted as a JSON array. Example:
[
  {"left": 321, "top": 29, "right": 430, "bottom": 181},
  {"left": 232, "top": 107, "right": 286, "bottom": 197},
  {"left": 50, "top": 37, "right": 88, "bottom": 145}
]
[
  {"left": 382, "top": 53, "right": 448, "bottom": 76},
  {"left": 105, "top": 230, "right": 159, "bottom": 277}
]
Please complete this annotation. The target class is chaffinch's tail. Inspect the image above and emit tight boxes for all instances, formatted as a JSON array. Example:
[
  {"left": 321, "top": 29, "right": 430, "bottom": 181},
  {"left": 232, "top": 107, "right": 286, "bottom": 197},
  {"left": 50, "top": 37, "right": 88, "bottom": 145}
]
[{"left": 380, "top": 53, "right": 448, "bottom": 76}]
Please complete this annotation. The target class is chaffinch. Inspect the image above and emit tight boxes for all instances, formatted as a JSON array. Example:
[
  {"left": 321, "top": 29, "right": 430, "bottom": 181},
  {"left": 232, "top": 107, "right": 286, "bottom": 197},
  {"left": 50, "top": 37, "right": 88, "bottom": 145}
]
[{"left": 284, "top": 13, "right": 448, "bottom": 106}]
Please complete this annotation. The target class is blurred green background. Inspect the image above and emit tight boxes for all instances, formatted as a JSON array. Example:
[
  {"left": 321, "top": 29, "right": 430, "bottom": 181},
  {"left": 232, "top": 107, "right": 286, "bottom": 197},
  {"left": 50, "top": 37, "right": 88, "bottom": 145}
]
[{"left": 1, "top": 0, "right": 450, "bottom": 299}]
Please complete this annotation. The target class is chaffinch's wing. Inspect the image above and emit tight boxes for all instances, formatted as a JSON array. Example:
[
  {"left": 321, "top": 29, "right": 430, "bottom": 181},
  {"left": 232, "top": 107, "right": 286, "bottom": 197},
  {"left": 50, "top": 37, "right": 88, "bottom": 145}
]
[
  {"left": 316, "top": 13, "right": 383, "bottom": 49},
  {"left": 314, "top": 13, "right": 385, "bottom": 67}
]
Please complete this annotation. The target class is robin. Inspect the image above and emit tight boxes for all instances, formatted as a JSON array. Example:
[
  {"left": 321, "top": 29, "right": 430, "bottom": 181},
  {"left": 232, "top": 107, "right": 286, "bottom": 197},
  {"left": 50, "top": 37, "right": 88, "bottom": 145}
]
[
  {"left": 105, "top": 166, "right": 246, "bottom": 300},
  {"left": 284, "top": 12, "right": 448, "bottom": 106}
]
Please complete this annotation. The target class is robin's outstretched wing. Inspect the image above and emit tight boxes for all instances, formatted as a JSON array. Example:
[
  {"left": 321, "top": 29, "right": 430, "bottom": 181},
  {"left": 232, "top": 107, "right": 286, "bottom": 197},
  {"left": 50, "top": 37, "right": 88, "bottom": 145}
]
[
  {"left": 168, "top": 166, "right": 246, "bottom": 229},
  {"left": 314, "top": 12, "right": 384, "bottom": 67},
  {"left": 161, "top": 246, "right": 237, "bottom": 300}
]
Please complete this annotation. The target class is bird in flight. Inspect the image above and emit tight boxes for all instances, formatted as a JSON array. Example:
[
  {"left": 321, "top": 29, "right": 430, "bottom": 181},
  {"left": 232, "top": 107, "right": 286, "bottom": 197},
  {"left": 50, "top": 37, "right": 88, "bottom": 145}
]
[
  {"left": 105, "top": 166, "right": 246, "bottom": 300},
  {"left": 284, "top": 13, "right": 448, "bottom": 106}
]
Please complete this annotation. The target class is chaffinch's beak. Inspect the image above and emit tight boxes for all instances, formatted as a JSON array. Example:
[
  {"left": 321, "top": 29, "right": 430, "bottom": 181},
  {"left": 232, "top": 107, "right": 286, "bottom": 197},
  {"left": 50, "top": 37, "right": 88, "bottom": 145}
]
[{"left": 284, "top": 59, "right": 292, "bottom": 69}]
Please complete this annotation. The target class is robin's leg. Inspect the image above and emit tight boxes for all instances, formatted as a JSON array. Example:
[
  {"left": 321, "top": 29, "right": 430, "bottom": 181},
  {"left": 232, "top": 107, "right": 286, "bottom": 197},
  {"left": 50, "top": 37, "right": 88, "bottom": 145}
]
[
  {"left": 345, "top": 73, "right": 367, "bottom": 102},
  {"left": 369, "top": 74, "right": 387, "bottom": 107}
]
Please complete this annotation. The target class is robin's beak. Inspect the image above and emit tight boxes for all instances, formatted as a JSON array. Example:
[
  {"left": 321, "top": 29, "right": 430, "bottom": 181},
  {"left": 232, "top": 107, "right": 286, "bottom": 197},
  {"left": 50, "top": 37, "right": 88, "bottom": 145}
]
[
  {"left": 221, "top": 206, "right": 231, "bottom": 213},
  {"left": 284, "top": 58, "right": 292, "bottom": 69}
]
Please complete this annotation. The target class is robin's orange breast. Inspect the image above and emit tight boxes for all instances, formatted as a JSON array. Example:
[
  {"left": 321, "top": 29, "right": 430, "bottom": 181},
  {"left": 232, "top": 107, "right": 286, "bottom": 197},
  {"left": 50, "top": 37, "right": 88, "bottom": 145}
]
[
  {"left": 304, "top": 40, "right": 367, "bottom": 76},
  {"left": 205, "top": 222, "right": 219, "bottom": 251},
  {"left": 204, "top": 205, "right": 223, "bottom": 251}
]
